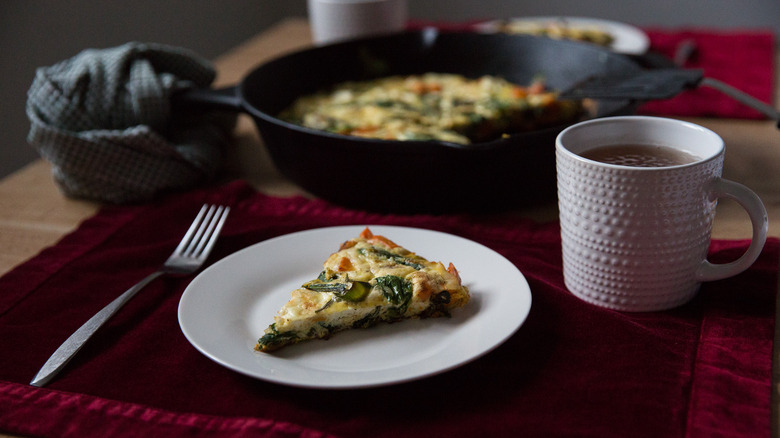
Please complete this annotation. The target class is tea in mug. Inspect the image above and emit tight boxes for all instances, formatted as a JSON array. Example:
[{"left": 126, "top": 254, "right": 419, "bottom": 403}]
[{"left": 580, "top": 144, "right": 700, "bottom": 168}]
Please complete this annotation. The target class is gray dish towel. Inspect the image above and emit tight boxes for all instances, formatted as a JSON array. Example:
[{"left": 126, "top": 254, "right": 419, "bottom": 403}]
[{"left": 26, "top": 42, "right": 235, "bottom": 204}]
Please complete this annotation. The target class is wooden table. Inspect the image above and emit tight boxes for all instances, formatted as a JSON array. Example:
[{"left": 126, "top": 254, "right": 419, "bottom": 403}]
[{"left": 1, "top": 17, "right": 778, "bottom": 436}]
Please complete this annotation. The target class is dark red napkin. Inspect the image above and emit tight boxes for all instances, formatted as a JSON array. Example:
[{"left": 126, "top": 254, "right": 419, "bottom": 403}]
[
  {"left": 638, "top": 28, "right": 776, "bottom": 119},
  {"left": 0, "top": 180, "right": 777, "bottom": 438}
]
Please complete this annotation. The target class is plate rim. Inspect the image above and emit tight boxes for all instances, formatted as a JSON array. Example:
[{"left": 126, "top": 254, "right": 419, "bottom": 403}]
[
  {"left": 178, "top": 224, "right": 532, "bottom": 389},
  {"left": 474, "top": 15, "right": 651, "bottom": 54}
]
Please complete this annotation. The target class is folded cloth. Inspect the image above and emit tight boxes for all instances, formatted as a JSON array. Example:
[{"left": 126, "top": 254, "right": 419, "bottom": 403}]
[
  {"left": 638, "top": 29, "right": 776, "bottom": 119},
  {"left": 26, "top": 42, "right": 235, "bottom": 204},
  {"left": 0, "top": 181, "right": 776, "bottom": 438}
]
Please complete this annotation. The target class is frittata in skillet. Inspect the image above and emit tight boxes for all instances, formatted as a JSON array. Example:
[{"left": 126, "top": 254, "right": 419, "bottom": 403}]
[
  {"left": 279, "top": 73, "right": 582, "bottom": 144},
  {"left": 255, "top": 227, "right": 470, "bottom": 352}
]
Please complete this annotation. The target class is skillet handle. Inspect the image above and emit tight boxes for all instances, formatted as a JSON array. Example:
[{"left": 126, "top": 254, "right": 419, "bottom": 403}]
[{"left": 171, "top": 86, "right": 244, "bottom": 113}]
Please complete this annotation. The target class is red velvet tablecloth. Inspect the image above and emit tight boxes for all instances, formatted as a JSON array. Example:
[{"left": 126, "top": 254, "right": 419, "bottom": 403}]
[{"left": 0, "top": 181, "right": 777, "bottom": 437}]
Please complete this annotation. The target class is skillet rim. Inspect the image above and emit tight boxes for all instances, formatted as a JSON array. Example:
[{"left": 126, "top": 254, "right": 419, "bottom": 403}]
[{"left": 234, "top": 29, "right": 644, "bottom": 153}]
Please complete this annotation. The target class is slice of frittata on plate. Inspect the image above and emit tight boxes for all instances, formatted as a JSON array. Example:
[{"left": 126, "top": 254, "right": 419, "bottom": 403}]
[{"left": 255, "top": 227, "right": 470, "bottom": 352}]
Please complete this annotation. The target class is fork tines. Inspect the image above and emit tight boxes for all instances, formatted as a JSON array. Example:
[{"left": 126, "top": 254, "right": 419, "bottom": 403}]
[{"left": 176, "top": 204, "right": 230, "bottom": 259}]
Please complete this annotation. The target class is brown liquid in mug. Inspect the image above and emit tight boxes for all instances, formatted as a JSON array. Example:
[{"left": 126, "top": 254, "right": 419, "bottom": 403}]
[{"left": 580, "top": 144, "right": 701, "bottom": 168}]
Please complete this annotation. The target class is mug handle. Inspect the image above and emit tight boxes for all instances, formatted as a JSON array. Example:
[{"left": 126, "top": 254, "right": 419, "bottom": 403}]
[{"left": 696, "top": 178, "right": 768, "bottom": 282}]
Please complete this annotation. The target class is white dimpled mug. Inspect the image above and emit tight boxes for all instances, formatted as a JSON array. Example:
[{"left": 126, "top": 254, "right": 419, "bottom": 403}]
[
  {"left": 556, "top": 116, "right": 768, "bottom": 312},
  {"left": 308, "top": 0, "right": 408, "bottom": 45}
]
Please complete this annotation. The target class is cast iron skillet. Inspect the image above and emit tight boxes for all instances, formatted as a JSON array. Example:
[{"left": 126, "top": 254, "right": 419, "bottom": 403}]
[{"left": 179, "top": 29, "right": 645, "bottom": 213}]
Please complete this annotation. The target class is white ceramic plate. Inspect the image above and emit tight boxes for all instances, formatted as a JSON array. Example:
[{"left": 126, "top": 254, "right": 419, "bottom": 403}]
[
  {"left": 475, "top": 16, "right": 650, "bottom": 54},
  {"left": 178, "top": 225, "right": 531, "bottom": 389}
]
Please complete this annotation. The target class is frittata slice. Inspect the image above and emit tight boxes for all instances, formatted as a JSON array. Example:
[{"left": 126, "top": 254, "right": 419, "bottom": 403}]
[{"left": 255, "top": 227, "right": 470, "bottom": 352}]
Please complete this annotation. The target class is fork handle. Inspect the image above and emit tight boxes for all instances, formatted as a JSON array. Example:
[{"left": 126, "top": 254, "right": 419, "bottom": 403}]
[{"left": 30, "top": 271, "right": 164, "bottom": 387}]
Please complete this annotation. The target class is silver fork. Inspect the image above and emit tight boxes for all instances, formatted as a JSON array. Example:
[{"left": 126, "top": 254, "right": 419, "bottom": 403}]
[{"left": 30, "top": 204, "right": 230, "bottom": 387}]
